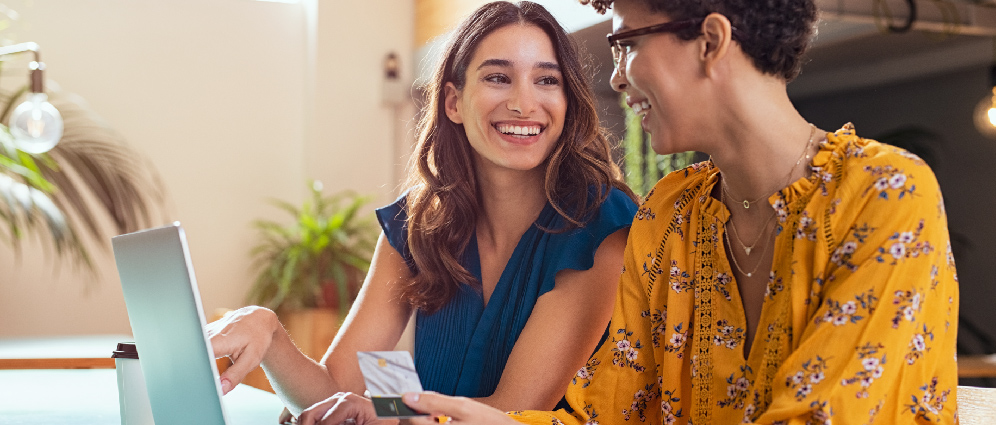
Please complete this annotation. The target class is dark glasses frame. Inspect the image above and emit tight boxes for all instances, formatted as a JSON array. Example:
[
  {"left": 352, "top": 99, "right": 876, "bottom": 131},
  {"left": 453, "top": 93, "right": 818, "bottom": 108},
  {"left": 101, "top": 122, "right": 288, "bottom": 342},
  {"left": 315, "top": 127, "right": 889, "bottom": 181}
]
[
  {"left": 606, "top": 18, "right": 745, "bottom": 68},
  {"left": 606, "top": 18, "right": 704, "bottom": 49}
]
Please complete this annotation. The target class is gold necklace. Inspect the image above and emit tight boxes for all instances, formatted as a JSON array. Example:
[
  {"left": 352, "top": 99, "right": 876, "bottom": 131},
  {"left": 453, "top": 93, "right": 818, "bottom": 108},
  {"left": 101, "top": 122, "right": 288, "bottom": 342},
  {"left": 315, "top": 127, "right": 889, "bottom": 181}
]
[
  {"left": 722, "top": 124, "right": 817, "bottom": 209},
  {"left": 723, "top": 222, "right": 773, "bottom": 278},
  {"left": 727, "top": 210, "right": 776, "bottom": 256},
  {"left": 722, "top": 187, "right": 775, "bottom": 278}
]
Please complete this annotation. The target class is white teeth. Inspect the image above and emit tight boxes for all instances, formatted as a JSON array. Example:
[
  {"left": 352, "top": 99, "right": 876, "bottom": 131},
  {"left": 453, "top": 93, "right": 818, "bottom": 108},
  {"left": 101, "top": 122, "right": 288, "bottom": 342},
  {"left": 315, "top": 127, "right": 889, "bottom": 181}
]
[
  {"left": 496, "top": 124, "right": 541, "bottom": 136},
  {"left": 631, "top": 100, "right": 651, "bottom": 115}
]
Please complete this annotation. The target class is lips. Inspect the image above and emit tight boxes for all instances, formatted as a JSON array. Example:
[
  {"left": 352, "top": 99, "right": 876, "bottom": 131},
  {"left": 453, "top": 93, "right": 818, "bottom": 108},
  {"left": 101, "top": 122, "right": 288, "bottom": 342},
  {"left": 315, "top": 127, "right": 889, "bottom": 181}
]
[
  {"left": 491, "top": 121, "right": 547, "bottom": 145},
  {"left": 494, "top": 123, "right": 542, "bottom": 136}
]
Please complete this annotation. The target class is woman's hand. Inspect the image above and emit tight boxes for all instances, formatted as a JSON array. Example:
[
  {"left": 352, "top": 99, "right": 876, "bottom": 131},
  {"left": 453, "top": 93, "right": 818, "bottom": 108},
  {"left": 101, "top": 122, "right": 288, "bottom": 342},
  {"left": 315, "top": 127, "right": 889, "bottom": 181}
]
[
  {"left": 297, "top": 392, "right": 397, "bottom": 425},
  {"left": 205, "top": 306, "right": 280, "bottom": 394},
  {"left": 403, "top": 392, "right": 520, "bottom": 425}
]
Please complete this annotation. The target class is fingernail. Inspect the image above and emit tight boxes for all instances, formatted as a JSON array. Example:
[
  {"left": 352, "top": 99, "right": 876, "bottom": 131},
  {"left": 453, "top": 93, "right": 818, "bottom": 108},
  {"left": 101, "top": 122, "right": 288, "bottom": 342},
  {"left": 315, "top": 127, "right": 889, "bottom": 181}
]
[
  {"left": 403, "top": 392, "right": 420, "bottom": 403},
  {"left": 221, "top": 378, "right": 232, "bottom": 394}
]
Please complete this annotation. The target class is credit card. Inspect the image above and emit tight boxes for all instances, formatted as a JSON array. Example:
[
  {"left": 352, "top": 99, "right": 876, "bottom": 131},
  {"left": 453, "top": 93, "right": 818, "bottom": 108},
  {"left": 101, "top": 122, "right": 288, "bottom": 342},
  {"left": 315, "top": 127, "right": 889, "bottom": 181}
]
[{"left": 356, "top": 351, "right": 427, "bottom": 418}]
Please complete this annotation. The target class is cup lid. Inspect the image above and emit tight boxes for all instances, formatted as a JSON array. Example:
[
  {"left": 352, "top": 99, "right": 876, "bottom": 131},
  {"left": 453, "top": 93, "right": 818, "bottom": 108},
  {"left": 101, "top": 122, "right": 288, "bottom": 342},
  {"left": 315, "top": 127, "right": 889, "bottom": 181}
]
[{"left": 111, "top": 342, "right": 139, "bottom": 359}]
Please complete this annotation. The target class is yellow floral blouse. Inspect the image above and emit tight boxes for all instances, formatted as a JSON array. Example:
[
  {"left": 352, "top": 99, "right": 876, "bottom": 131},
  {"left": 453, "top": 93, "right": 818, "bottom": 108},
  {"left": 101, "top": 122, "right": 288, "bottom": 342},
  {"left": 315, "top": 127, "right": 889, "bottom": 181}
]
[{"left": 513, "top": 124, "right": 959, "bottom": 424}]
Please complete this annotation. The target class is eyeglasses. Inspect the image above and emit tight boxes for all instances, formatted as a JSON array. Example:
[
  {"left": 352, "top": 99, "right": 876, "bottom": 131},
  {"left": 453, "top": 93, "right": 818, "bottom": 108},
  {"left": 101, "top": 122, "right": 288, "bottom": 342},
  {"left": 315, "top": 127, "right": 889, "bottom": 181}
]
[
  {"left": 606, "top": 19, "right": 702, "bottom": 70},
  {"left": 606, "top": 18, "right": 744, "bottom": 71}
]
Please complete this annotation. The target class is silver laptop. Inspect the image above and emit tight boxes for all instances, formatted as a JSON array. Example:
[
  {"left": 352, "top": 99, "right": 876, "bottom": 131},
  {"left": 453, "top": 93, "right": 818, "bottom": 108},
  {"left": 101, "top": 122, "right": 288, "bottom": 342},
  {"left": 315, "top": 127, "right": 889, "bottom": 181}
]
[{"left": 112, "top": 223, "right": 283, "bottom": 425}]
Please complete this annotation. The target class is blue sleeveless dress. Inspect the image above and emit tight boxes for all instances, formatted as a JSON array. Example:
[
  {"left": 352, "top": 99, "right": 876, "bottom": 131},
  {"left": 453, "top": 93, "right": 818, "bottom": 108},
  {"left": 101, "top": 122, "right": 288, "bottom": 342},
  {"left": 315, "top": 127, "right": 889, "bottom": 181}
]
[{"left": 375, "top": 187, "right": 637, "bottom": 398}]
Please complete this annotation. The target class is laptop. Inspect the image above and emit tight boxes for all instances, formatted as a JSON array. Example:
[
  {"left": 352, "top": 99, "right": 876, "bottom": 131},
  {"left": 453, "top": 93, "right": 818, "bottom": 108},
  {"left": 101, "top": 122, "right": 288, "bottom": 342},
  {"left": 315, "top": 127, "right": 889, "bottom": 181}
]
[{"left": 112, "top": 222, "right": 284, "bottom": 425}]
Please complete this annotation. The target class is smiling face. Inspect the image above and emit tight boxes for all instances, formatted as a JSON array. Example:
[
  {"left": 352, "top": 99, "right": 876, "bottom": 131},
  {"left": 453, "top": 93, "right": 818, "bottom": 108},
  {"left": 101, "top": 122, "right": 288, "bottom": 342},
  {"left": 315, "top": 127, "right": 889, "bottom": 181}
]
[
  {"left": 610, "top": 0, "right": 709, "bottom": 155},
  {"left": 444, "top": 24, "right": 567, "bottom": 174}
]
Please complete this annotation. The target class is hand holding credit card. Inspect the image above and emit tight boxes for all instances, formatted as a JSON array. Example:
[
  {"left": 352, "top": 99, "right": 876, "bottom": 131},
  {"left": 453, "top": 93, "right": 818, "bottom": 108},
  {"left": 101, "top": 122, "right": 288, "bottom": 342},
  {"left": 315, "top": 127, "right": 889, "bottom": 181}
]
[{"left": 356, "top": 351, "right": 428, "bottom": 419}]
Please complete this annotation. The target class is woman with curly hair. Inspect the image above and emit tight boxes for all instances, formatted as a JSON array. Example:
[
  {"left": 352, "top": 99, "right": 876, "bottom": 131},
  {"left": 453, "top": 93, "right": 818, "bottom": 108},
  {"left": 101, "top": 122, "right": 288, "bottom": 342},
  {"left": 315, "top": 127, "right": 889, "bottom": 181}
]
[
  {"left": 324, "top": 0, "right": 958, "bottom": 423},
  {"left": 208, "top": 1, "right": 639, "bottom": 420}
]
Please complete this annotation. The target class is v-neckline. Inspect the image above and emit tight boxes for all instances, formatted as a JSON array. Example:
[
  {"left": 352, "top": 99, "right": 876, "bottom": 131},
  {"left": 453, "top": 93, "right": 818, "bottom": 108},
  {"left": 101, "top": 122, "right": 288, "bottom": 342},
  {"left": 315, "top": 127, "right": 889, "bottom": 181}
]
[
  {"left": 468, "top": 202, "right": 552, "bottom": 310},
  {"left": 471, "top": 227, "right": 532, "bottom": 310},
  {"left": 703, "top": 180, "right": 774, "bottom": 368}
]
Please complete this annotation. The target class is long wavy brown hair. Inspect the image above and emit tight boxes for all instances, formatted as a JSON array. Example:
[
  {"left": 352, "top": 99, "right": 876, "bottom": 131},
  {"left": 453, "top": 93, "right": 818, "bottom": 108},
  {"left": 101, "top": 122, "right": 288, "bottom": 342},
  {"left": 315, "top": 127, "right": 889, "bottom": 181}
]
[{"left": 402, "top": 1, "right": 636, "bottom": 313}]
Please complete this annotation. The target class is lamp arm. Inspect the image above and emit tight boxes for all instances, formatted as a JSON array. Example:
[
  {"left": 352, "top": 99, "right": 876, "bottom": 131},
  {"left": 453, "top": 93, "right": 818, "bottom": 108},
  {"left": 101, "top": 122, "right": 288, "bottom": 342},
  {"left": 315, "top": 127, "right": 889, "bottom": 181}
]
[
  {"left": 0, "top": 42, "right": 44, "bottom": 93},
  {"left": 0, "top": 42, "right": 41, "bottom": 63}
]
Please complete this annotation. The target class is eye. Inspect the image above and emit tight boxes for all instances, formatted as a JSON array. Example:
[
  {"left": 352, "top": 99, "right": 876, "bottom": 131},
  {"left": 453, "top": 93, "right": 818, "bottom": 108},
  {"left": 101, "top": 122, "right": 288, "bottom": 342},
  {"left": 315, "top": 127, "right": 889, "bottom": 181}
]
[
  {"left": 483, "top": 73, "right": 511, "bottom": 84},
  {"left": 537, "top": 76, "right": 561, "bottom": 86}
]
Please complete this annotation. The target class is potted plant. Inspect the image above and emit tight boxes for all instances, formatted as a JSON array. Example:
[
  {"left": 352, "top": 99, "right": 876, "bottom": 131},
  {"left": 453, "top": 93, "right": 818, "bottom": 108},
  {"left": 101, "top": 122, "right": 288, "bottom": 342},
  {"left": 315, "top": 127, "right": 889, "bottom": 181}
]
[
  {"left": 246, "top": 181, "right": 377, "bottom": 358},
  {"left": 0, "top": 88, "right": 165, "bottom": 273}
]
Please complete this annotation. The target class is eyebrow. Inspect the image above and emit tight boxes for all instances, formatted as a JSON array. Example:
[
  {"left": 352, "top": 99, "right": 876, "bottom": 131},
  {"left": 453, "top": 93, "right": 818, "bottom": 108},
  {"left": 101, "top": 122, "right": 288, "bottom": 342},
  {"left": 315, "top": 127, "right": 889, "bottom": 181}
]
[
  {"left": 476, "top": 59, "right": 561, "bottom": 72},
  {"left": 537, "top": 61, "right": 561, "bottom": 71}
]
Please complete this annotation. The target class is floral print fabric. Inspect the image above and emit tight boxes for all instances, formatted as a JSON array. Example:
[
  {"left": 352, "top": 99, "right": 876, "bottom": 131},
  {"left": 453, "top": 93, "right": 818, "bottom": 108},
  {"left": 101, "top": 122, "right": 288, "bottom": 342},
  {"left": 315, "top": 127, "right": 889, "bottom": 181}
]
[{"left": 512, "top": 124, "right": 958, "bottom": 424}]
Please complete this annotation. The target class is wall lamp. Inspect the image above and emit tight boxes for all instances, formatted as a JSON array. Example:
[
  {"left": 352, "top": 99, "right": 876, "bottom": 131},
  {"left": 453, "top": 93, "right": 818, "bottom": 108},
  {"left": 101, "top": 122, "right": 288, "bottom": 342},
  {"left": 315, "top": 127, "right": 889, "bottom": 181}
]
[
  {"left": 974, "top": 64, "right": 996, "bottom": 138},
  {"left": 0, "top": 42, "right": 63, "bottom": 154}
]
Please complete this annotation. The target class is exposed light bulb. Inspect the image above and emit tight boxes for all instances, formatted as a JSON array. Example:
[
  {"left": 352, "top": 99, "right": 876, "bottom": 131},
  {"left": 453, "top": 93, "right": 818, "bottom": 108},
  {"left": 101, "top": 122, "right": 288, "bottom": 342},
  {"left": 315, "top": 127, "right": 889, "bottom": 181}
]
[{"left": 10, "top": 92, "right": 62, "bottom": 154}]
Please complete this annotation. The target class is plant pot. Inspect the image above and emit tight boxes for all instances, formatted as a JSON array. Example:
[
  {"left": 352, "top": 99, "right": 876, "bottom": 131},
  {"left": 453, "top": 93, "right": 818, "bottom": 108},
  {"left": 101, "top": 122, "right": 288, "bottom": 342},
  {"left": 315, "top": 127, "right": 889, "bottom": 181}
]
[{"left": 318, "top": 270, "right": 363, "bottom": 312}]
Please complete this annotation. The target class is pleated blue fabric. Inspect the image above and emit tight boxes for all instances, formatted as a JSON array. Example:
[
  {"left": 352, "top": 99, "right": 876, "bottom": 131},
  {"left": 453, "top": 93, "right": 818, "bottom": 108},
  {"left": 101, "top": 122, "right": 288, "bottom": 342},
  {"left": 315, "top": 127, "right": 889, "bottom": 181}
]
[{"left": 375, "top": 187, "right": 637, "bottom": 398}]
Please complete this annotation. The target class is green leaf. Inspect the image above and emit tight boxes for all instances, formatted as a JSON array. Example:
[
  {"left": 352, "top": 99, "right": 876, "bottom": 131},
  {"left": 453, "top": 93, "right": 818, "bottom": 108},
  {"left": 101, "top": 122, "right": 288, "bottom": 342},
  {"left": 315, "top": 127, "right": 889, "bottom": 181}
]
[
  {"left": 1, "top": 89, "right": 167, "bottom": 277},
  {"left": 246, "top": 182, "right": 377, "bottom": 312}
]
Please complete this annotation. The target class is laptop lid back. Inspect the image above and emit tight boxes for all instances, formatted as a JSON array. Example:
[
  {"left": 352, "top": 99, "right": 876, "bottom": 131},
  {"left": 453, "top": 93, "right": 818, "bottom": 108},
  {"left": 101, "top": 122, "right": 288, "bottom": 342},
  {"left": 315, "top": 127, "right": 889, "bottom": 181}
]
[{"left": 112, "top": 223, "right": 228, "bottom": 425}]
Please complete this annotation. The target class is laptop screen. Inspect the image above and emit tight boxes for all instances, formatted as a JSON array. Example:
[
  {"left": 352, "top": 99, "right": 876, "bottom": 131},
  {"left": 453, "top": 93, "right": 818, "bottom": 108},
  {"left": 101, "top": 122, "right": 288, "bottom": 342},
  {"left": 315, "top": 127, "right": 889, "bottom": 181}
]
[{"left": 112, "top": 223, "right": 229, "bottom": 425}]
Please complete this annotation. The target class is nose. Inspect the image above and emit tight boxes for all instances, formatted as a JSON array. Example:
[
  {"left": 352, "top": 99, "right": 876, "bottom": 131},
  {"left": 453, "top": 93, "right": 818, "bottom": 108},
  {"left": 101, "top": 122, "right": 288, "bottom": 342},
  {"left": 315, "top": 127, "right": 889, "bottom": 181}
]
[
  {"left": 507, "top": 81, "right": 538, "bottom": 115},
  {"left": 610, "top": 65, "right": 628, "bottom": 92}
]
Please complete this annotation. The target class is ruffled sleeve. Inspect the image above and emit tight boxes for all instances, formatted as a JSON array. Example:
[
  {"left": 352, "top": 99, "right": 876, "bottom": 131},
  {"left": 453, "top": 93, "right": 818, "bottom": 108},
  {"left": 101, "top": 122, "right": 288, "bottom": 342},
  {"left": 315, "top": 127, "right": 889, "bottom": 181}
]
[
  {"left": 374, "top": 194, "right": 416, "bottom": 272},
  {"left": 536, "top": 187, "right": 639, "bottom": 295}
]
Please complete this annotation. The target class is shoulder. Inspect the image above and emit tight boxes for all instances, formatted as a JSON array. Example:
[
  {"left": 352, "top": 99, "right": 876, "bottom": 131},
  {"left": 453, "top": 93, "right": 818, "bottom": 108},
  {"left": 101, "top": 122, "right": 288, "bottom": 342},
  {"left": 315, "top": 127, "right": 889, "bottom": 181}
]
[
  {"left": 820, "top": 126, "right": 948, "bottom": 248},
  {"left": 551, "top": 185, "right": 637, "bottom": 232},
  {"left": 593, "top": 186, "right": 639, "bottom": 221},
  {"left": 539, "top": 187, "right": 637, "bottom": 279},
  {"left": 640, "top": 160, "right": 714, "bottom": 215},
  {"left": 555, "top": 185, "right": 639, "bottom": 245},
  {"left": 375, "top": 193, "right": 412, "bottom": 262},
  {"left": 829, "top": 128, "right": 942, "bottom": 208},
  {"left": 375, "top": 192, "right": 409, "bottom": 227}
]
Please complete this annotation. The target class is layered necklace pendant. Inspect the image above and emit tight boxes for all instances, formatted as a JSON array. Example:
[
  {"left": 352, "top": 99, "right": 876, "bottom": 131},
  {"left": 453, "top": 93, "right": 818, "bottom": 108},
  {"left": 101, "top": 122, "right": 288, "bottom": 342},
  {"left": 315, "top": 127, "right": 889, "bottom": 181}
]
[
  {"left": 722, "top": 177, "right": 781, "bottom": 279},
  {"left": 722, "top": 198, "right": 777, "bottom": 279},
  {"left": 718, "top": 123, "right": 819, "bottom": 279}
]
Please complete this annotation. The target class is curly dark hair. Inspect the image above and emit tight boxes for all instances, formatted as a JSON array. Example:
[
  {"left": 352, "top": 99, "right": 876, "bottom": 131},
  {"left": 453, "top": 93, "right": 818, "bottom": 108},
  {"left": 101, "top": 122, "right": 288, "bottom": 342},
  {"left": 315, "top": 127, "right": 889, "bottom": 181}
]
[{"left": 581, "top": 0, "right": 817, "bottom": 81}]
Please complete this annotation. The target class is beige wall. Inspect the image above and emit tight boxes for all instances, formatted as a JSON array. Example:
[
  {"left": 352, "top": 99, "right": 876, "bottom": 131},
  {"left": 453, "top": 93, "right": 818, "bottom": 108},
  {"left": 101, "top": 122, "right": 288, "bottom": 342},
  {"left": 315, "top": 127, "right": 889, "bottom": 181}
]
[{"left": 0, "top": 0, "right": 415, "bottom": 337}]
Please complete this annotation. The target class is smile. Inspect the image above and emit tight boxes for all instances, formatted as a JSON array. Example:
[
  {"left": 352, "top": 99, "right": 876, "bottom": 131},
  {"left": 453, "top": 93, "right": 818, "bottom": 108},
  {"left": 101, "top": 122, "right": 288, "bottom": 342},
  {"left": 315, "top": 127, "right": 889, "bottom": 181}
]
[
  {"left": 631, "top": 100, "right": 651, "bottom": 115},
  {"left": 494, "top": 123, "right": 543, "bottom": 136}
]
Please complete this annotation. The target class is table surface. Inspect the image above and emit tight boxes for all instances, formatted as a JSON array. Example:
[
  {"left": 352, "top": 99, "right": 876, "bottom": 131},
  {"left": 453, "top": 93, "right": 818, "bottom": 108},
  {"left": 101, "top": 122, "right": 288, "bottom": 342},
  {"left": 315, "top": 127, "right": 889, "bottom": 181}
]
[
  {"left": 0, "top": 368, "right": 287, "bottom": 425},
  {"left": 0, "top": 335, "right": 130, "bottom": 369},
  {"left": 0, "top": 335, "right": 133, "bottom": 359}
]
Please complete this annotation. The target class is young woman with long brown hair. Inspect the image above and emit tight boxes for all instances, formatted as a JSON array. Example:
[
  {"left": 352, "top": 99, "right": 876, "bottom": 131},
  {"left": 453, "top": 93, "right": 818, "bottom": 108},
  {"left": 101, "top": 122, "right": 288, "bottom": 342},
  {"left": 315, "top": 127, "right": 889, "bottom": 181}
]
[{"left": 207, "top": 1, "right": 639, "bottom": 420}]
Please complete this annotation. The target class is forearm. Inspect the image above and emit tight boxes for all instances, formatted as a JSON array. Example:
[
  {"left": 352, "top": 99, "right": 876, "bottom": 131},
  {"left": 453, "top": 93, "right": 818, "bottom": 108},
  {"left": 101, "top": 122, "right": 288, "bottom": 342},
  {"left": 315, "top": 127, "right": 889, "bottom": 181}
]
[
  {"left": 260, "top": 321, "right": 339, "bottom": 414},
  {"left": 261, "top": 235, "right": 414, "bottom": 413}
]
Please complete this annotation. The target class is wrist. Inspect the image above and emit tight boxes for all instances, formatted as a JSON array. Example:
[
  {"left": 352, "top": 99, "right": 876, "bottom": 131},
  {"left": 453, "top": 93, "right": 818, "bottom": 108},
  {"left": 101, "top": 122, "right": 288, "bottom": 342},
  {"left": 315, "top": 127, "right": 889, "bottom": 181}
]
[{"left": 256, "top": 307, "right": 284, "bottom": 365}]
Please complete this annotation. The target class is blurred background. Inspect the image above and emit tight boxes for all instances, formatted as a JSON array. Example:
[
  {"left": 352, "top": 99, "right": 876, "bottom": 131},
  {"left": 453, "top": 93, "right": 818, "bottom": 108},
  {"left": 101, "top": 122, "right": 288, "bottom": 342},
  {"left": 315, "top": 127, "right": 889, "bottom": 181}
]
[{"left": 0, "top": 0, "right": 994, "bottom": 386}]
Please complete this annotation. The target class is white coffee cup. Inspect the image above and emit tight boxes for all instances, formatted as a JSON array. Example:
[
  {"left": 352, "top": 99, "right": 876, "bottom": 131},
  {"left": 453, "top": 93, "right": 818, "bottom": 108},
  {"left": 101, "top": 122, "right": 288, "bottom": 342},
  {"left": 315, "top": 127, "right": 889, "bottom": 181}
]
[{"left": 112, "top": 342, "right": 155, "bottom": 425}]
